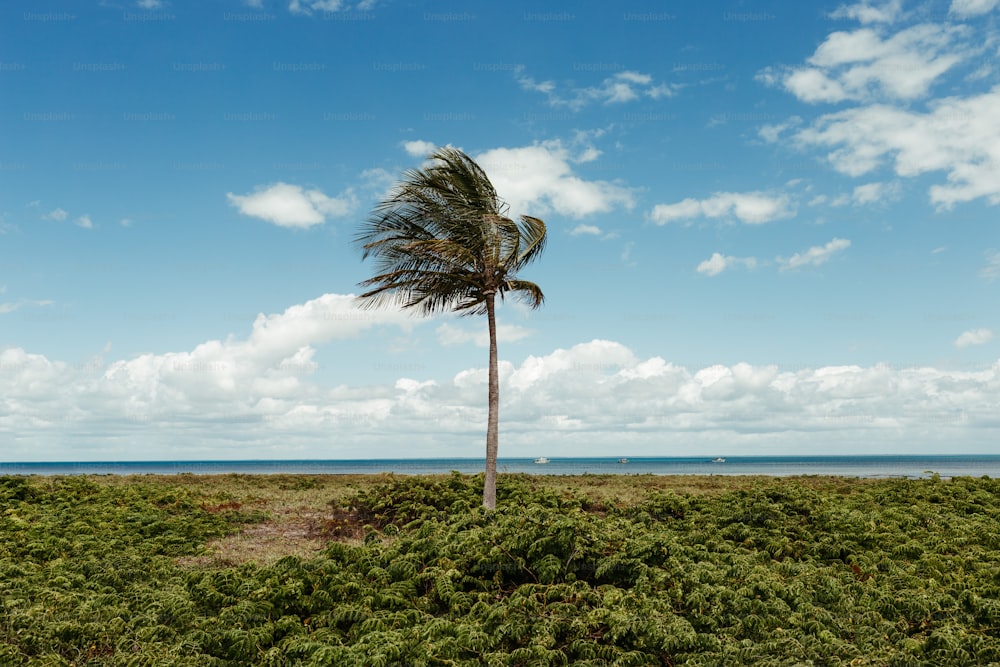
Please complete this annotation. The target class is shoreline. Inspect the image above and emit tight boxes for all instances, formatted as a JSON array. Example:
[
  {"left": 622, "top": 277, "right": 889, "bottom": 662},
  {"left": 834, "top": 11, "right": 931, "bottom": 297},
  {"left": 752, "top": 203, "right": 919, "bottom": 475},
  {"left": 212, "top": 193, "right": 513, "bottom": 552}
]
[{"left": 2, "top": 454, "right": 998, "bottom": 479}]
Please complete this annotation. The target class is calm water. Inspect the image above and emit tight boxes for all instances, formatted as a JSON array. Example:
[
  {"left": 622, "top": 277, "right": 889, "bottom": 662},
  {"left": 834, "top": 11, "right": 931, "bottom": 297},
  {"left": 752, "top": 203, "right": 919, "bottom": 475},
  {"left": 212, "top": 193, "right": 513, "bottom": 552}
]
[{"left": 2, "top": 456, "right": 999, "bottom": 478}]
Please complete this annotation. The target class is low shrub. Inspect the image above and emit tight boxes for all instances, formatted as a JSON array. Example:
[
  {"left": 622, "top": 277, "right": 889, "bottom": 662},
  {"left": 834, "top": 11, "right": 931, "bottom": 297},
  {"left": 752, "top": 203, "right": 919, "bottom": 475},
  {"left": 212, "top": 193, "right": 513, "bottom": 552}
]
[{"left": 2, "top": 473, "right": 1000, "bottom": 665}]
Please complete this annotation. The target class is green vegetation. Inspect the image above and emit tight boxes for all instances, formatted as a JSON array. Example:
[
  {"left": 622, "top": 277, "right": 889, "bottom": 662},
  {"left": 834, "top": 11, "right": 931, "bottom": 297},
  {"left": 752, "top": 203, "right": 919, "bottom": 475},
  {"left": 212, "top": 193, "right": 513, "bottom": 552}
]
[{"left": 3, "top": 472, "right": 1000, "bottom": 665}]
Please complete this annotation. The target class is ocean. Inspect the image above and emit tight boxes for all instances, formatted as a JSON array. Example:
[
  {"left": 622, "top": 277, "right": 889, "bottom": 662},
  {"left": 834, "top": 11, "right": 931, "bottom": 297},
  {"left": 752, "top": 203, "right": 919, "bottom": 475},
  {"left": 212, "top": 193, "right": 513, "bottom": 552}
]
[{"left": 2, "top": 455, "right": 999, "bottom": 478}]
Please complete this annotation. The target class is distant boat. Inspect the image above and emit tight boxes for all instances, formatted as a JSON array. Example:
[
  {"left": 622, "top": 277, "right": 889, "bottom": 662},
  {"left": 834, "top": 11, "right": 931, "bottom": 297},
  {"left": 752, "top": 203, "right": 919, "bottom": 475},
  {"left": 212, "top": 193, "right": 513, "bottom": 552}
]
[
  {"left": 711, "top": 457, "right": 726, "bottom": 463},
  {"left": 618, "top": 458, "right": 629, "bottom": 464},
  {"left": 534, "top": 457, "right": 550, "bottom": 464}
]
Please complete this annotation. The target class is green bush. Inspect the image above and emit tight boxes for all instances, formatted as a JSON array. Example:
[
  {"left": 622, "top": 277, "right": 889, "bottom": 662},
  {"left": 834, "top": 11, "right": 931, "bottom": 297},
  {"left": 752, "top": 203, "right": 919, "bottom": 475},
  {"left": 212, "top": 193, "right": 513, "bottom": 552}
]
[{"left": 3, "top": 473, "right": 1000, "bottom": 665}]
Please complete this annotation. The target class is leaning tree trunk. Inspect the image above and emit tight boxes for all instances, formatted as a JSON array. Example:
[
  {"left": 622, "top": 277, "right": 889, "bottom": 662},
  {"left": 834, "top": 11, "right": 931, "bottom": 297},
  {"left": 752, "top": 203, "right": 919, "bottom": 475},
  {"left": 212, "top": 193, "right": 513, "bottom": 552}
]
[{"left": 483, "top": 293, "right": 499, "bottom": 510}]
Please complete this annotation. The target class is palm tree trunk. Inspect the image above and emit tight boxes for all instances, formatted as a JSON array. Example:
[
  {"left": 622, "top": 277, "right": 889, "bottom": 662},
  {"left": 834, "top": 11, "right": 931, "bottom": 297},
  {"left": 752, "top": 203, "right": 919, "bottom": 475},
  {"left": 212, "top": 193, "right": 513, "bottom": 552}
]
[{"left": 483, "top": 292, "right": 499, "bottom": 510}]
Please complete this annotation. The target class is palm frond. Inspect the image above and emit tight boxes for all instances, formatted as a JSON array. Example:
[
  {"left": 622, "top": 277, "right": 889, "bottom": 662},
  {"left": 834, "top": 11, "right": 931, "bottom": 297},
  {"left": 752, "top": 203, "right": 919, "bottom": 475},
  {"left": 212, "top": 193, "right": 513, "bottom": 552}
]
[
  {"left": 502, "top": 279, "right": 545, "bottom": 310},
  {"left": 355, "top": 147, "right": 546, "bottom": 317},
  {"left": 512, "top": 216, "right": 547, "bottom": 272}
]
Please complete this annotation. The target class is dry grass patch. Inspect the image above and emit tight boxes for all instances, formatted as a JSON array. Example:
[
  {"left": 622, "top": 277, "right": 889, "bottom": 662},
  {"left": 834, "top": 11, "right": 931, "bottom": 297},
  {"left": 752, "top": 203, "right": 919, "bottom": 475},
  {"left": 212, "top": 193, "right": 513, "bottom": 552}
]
[
  {"left": 180, "top": 509, "right": 320, "bottom": 567},
  {"left": 182, "top": 506, "right": 369, "bottom": 567},
  {"left": 89, "top": 473, "right": 376, "bottom": 567}
]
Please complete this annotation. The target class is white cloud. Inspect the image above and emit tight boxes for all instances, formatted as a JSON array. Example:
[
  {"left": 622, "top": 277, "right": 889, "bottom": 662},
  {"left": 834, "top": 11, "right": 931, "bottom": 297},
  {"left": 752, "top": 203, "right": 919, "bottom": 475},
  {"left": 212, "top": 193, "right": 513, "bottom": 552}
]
[
  {"left": 436, "top": 322, "right": 534, "bottom": 348},
  {"left": 950, "top": 0, "right": 1000, "bottom": 17},
  {"left": 696, "top": 253, "right": 757, "bottom": 276},
  {"left": 650, "top": 191, "right": 795, "bottom": 225},
  {"left": 359, "top": 167, "right": 396, "bottom": 201},
  {"left": 0, "top": 298, "right": 54, "bottom": 315},
  {"left": 759, "top": 24, "right": 969, "bottom": 104},
  {"left": 620, "top": 242, "right": 634, "bottom": 265},
  {"left": 791, "top": 86, "right": 1000, "bottom": 207},
  {"left": 518, "top": 77, "right": 556, "bottom": 96},
  {"left": 829, "top": 0, "right": 903, "bottom": 24},
  {"left": 758, "top": 116, "right": 803, "bottom": 143},
  {"left": 475, "top": 140, "right": 634, "bottom": 219},
  {"left": 778, "top": 238, "right": 851, "bottom": 271},
  {"left": 96, "top": 293, "right": 414, "bottom": 415},
  {"left": 401, "top": 140, "right": 437, "bottom": 157},
  {"left": 289, "top": 0, "right": 344, "bottom": 13},
  {"left": 42, "top": 207, "right": 93, "bottom": 227},
  {"left": 956, "top": 328, "right": 994, "bottom": 348},
  {"left": 0, "top": 294, "right": 415, "bottom": 457},
  {"left": 3, "top": 334, "right": 1000, "bottom": 458},
  {"left": 518, "top": 70, "right": 676, "bottom": 111},
  {"left": 570, "top": 224, "right": 602, "bottom": 236},
  {"left": 136, "top": 0, "right": 165, "bottom": 8},
  {"left": 850, "top": 181, "right": 901, "bottom": 205},
  {"left": 761, "top": 13, "right": 1000, "bottom": 209},
  {"left": 505, "top": 340, "right": 638, "bottom": 392},
  {"left": 828, "top": 181, "right": 902, "bottom": 207},
  {"left": 696, "top": 253, "right": 728, "bottom": 277},
  {"left": 227, "top": 182, "right": 356, "bottom": 228},
  {"left": 449, "top": 342, "right": 1000, "bottom": 455},
  {"left": 981, "top": 250, "right": 1000, "bottom": 282},
  {"left": 574, "top": 145, "right": 601, "bottom": 163}
]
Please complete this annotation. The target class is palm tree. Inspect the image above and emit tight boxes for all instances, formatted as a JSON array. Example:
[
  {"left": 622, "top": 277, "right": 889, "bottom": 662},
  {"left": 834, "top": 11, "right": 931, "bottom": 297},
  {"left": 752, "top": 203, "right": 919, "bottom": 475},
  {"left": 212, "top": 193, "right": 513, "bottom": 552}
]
[{"left": 354, "top": 147, "right": 547, "bottom": 509}]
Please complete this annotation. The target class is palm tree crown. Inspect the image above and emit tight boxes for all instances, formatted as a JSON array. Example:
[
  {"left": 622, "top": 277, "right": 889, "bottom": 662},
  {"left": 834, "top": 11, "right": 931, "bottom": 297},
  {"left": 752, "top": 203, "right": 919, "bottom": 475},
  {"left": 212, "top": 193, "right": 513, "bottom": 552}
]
[
  {"left": 355, "top": 146, "right": 547, "bottom": 509},
  {"left": 355, "top": 147, "right": 546, "bottom": 315}
]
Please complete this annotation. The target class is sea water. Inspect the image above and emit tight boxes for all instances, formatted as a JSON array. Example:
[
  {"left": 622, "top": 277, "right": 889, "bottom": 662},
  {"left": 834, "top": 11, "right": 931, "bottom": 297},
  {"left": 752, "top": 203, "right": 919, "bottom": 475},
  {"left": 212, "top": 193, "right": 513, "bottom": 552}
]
[{"left": 2, "top": 456, "right": 999, "bottom": 478}]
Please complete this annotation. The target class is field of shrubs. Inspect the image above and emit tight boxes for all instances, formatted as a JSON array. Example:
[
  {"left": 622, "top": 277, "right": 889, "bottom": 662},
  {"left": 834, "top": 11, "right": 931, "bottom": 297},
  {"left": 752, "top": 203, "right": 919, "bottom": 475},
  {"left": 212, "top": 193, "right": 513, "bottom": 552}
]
[{"left": 2, "top": 471, "right": 1000, "bottom": 665}]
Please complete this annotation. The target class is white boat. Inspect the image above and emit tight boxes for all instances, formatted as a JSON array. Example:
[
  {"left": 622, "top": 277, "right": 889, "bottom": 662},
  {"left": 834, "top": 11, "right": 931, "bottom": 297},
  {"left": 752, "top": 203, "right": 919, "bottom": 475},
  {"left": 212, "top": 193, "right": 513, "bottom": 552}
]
[
  {"left": 534, "top": 457, "right": 550, "bottom": 464},
  {"left": 618, "top": 458, "right": 629, "bottom": 464},
  {"left": 711, "top": 457, "right": 726, "bottom": 463}
]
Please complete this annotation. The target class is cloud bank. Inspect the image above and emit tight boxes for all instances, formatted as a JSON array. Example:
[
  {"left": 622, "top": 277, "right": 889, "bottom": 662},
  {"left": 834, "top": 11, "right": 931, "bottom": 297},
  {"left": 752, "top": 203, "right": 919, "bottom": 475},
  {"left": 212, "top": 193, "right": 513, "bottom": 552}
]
[{"left": 2, "top": 303, "right": 998, "bottom": 459}]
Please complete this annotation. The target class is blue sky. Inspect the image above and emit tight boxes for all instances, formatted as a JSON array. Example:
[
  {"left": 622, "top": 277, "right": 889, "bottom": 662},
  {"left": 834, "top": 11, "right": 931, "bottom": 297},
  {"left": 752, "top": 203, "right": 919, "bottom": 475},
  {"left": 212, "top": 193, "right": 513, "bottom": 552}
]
[{"left": 1, "top": 0, "right": 999, "bottom": 461}]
